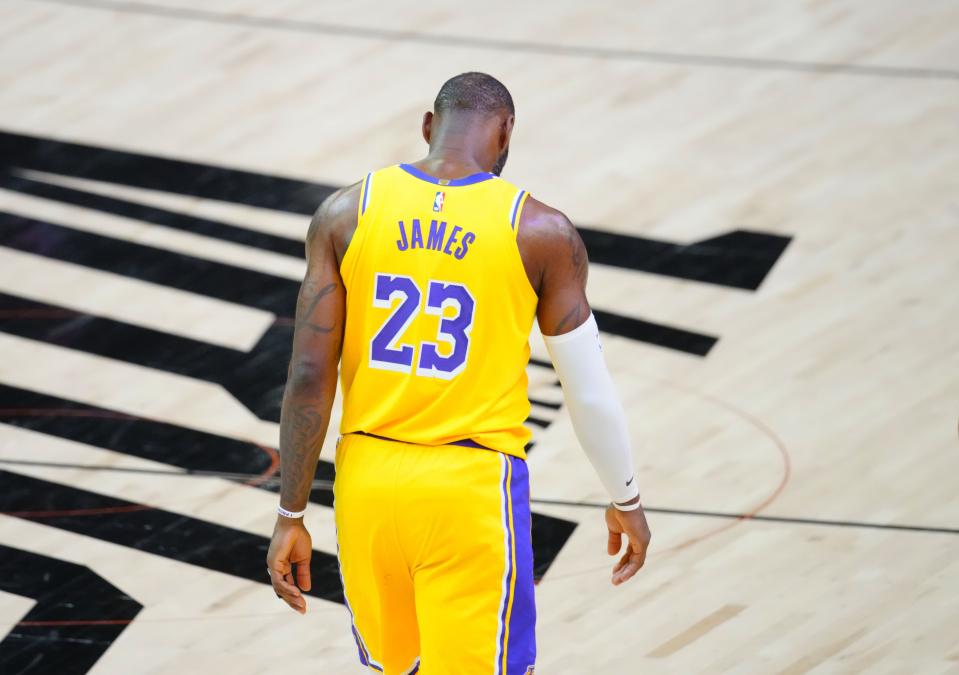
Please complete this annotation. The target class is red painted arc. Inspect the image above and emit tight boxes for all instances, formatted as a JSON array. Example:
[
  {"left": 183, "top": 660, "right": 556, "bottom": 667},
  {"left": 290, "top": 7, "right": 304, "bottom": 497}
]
[
  {"left": 649, "top": 381, "right": 792, "bottom": 556},
  {"left": 543, "top": 375, "right": 793, "bottom": 581}
]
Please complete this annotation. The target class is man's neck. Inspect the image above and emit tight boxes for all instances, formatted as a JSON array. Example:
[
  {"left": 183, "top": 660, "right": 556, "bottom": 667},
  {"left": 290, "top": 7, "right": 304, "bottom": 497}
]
[{"left": 411, "top": 149, "right": 490, "bottom": 179}]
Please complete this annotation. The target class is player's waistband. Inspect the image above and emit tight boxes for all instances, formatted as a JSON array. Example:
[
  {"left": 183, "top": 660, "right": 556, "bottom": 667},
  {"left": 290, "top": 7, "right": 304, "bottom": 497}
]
[{"left": 349, "top": 430, "right": 491, "bottom": 451}]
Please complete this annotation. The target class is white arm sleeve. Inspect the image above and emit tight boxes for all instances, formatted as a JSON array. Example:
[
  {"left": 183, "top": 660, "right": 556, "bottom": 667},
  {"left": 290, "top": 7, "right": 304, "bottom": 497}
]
[{"left": 543, "top": 313, "right": 640, "bottom": 505}]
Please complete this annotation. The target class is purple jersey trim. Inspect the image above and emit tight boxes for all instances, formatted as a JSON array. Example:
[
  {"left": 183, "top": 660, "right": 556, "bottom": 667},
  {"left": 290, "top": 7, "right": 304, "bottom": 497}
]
[
  {"left": 351, "top": 430, "right": 491, "bottom": 451},
  {"left": 399, "top": 163, "right": 495, "bottom": 186},
  {"left": 361, "top": 172, "right": 373, "bottom": 215},
  {"left": 509, "top": 190, "right": 526, "bottom": 230}
]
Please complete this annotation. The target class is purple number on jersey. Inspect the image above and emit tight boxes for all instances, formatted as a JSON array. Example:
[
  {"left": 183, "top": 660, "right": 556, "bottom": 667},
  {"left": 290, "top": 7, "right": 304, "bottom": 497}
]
[
  {"left": 368, "top": 275, "right": 475, "bottom": 378},
  {"left": 417, "top": 281, "right": 475, "bottom": 379},
  {"left": 369, "top": 274, "right": 420, "bottom": 372}
]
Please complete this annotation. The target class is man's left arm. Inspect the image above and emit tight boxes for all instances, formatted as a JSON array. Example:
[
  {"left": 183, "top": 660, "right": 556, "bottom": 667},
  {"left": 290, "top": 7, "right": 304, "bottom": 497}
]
[{"left": 266, "top": 189, "right": 351, "bottom": 614}]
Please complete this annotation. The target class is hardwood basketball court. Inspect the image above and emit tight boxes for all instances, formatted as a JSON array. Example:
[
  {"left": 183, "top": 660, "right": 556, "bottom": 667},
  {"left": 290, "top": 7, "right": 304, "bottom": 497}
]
[{"left": 1, "top": 1, "right": 957, "bottom": 672}]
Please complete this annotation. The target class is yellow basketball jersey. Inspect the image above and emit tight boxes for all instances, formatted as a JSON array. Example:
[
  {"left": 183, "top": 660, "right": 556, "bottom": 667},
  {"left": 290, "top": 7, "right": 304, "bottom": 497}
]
[{"left": 339, "top": 163, "right": 537, "bottom": 458}]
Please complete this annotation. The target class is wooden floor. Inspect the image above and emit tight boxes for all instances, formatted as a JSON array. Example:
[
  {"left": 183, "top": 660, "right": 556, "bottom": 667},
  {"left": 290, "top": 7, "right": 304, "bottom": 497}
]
[{"left": 1, "top": 1, "right": 958, "bottom": 673}]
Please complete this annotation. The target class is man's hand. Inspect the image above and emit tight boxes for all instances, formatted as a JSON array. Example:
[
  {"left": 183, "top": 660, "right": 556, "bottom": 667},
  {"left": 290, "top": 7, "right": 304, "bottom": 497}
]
[
  {"left": 605, "top": 502, "right": 651, "bottom": 585},
  {"left": 266, "top": 516, "right": 313, "bottom": 614}
]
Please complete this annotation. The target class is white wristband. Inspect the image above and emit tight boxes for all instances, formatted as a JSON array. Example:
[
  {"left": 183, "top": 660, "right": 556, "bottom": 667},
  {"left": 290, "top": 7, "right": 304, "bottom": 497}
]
[
  {"left": 277, "top": 505, "right": 306, "bottom": 519},
  {"left": 613, "top": 499, "right": 642, "bottom": 512}
]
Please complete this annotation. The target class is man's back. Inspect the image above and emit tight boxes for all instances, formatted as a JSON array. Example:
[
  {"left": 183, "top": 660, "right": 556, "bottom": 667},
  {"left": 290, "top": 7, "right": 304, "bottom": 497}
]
[
  {"left": 339, "top": 163, "right": 536, "bottom": 456},
  {"left": 267, "top": 72, "right": 650, "bottom": 675}
]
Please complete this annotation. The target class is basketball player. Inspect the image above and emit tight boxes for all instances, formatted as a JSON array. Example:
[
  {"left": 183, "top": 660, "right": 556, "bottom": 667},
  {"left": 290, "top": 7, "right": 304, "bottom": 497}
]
[{"left": 267, "top": 72, "right": 651, "bottom": 674}]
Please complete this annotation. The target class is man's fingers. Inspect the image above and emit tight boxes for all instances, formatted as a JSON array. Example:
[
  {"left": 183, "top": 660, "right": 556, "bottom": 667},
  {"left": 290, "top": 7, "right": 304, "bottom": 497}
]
[
  {"left": 271, "top": 582, "right": 306, "bottom": 613},
  {"left": 610, "top": 539, "right": 649, "bottom": 585},
  {"left": 279, "top": 592, "right": 307, "bottom": 613},
  {"left": 268, "top": 569, "right": 301, "bottom": 596},
  {"left": 612, "top": 556, "right": 642, "bottom": 585},
  {"left": 268, "top": 567, "right": 307, "bottom": 612},
  {"left": 613, "top": 549, "right": 630, "bottom": 574},
  {"left": 607, "top": 530, "right": 621, "bottom": 556},
  {"left": 627, "top": 534, "right": 649, "bottom": 569},
  {"left": 295, "top": 561, "right": 312, "bottom": 592}
]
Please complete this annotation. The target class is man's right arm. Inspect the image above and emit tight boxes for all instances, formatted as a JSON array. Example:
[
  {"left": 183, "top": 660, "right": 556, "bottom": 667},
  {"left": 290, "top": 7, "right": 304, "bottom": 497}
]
[{"left": 517, "top": 196, "right": 652, "bottom": 586}]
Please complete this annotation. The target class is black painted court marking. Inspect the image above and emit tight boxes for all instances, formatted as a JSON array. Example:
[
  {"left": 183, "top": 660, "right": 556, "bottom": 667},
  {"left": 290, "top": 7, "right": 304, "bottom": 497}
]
[
  {"left": 2, "top": 168, "right": 790, "bottom": 291},
  {"left": 0, "top": 384, "right": 577, "bottom": 580},
  {"left": 0, "top": 292, "right": 561, "bottom": 424},
  {"left": 0, "top": 129, "right": 791, "bottom": 291},
  {"left": 0, "top": 212, "right": 718, "bottom": 356},
  {"left": 0, "top": 382, "right": 293, "bottom": 492},
  {"left": 0, "top": 545, "right": 142, "bottom": 675},
  {"left": 530, "top": 498, "right": 959, "bottom": 536},
  {"left": 528, "top": 397, "right": 562, "bottom": 411},
  {"left": 0, "top": 131, "right": 333, "bottom": 215},
  {"left": 0, "top": 211, "right": 297, "bottom": 315},
  {"left": 27, "top": 0, "right": 959, "bottom": 82},
  {"left": 579, "top": 227, "right": 791, "bottom": 291},
  {"left": 0, "top": 292, "right": 292, "bottom": 422},
  {"left": 0, "top": 470, "right": 347, "bottom": 604},
  {"left": 3, "top": 171, "right": 305, "bottom": 257},
  {"left": 593, "top": 309, "right": 715, "bottom": 356}
]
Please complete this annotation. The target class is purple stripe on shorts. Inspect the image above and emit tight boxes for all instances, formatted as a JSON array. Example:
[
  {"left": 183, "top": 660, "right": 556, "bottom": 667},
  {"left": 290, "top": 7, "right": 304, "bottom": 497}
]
[
  {"left": 505, "top": 456, "right": 536, "bottom": 673},
  {"left": 351, "top": 626, "right": 369, "bottom": 666},
  {"left": 496, "top": 456, "right": 514, "bottom": 673}
]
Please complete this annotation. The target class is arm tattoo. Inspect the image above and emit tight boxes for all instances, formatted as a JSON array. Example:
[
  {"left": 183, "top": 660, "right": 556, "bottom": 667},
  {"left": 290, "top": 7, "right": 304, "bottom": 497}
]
[
  {"left": 554, "top": 300, "right": 588, "bottom": 335},
  {"left": 286, "top": 405, "right": 323, "bottom": 450},
  {"left": 295, "top": 281, "right": 336, "bottom": 334},
  {"left": 279, "top": 402, "right": 325, "bottom": 507},
  {"left": 551, "top": 222, "right": 590, "bottom": 334},
  {"left": 565, "top": 222, "right": 589, "bottom": 284}
]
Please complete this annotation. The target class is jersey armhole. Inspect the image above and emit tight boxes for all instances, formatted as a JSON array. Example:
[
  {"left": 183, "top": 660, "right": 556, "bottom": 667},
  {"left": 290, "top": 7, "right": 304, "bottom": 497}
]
[
  {"left": 507, "top": 188, "right": 539, "bottom": 302},
  {"left": 340, "top": 171, "right": 375, "bottom": 288},
  {"left": 508, "top": 189, "right": 529, "bottom": 239}
]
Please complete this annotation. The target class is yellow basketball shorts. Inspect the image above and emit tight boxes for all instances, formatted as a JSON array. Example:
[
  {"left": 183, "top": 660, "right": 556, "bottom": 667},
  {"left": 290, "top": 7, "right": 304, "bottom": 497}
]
[{"left": 333, "top": 432, "right": 536, "bottom": 674}]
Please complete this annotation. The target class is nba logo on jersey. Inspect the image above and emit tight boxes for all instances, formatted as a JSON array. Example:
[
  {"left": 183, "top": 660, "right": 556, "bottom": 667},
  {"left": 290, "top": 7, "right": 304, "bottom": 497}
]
[{"left": 433, "top": 191, "right": 445, "bottom": 212}]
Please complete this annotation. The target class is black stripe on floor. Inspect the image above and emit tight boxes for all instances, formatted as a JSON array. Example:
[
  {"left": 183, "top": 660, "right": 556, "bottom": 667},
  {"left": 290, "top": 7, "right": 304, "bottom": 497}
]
[
  {"left": 0, "top": 470, "right": 347, "bottom": 603},
  {"left": 0, "top": 544, "right": 142, "bottom": 675}
]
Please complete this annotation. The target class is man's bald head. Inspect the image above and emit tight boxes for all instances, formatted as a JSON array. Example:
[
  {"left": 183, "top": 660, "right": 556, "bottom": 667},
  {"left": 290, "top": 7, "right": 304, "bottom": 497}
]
[
  {"left": 422, "top": 72, "right": 515, "bottom": 176},
  {"left": 433, "top": 72, "right": 515, "bottom": 117}
]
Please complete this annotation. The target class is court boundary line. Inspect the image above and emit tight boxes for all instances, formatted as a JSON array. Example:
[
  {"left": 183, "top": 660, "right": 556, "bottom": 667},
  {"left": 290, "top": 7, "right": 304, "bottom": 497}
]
[
  {"left": 25, "top": 0, "right": 959, "bottom": 82},
  {"left": 532, "top": 497, "right": 959, "bottom": 536},
  {"left": 1, "top": 458, "right": 955, "bottom": 535}
]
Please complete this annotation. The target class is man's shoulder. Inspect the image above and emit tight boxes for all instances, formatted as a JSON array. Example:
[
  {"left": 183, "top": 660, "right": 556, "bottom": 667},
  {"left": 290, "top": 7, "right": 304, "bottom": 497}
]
[
  {"left": 318, "top": 180, "right": 364, "bottom": 221},
  {"left": 517, "top": 195, "right": 577, "bottom": 246},
  {"left": 306, "top": 179, "right": 364, "bottom": 261}
]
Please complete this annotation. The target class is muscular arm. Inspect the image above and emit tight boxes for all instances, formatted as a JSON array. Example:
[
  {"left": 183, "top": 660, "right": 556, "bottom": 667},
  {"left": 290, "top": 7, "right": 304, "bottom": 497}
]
[
  {"left": 516, "top": 196, "right": 590, "bottom": 336},
  {"left": 517, "top": 196, "right": 651, "bottom": 585},
  {"left": 278, "top": 184, "right": 359, "bottom": 512},
  {"left": 268, "top": 183, "right": 359, "bottom": 614}
]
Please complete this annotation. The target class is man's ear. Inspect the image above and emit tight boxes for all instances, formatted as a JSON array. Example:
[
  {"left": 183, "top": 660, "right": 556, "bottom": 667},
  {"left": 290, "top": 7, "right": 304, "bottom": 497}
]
[
  {"left": 422, "top": 111, "right": 434, "bottom": 144},
  {"left": 500, "top": 114, "right": 515, "bottom": 151}
]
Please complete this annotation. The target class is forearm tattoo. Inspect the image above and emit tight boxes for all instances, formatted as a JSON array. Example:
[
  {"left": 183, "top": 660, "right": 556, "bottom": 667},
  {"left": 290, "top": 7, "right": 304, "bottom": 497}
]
[
  {"left": 295, "top": 281, "right": 336, "bottom": 334},
  {"left": 279, "top": 401, "right": 326, "bottom": 508}
]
